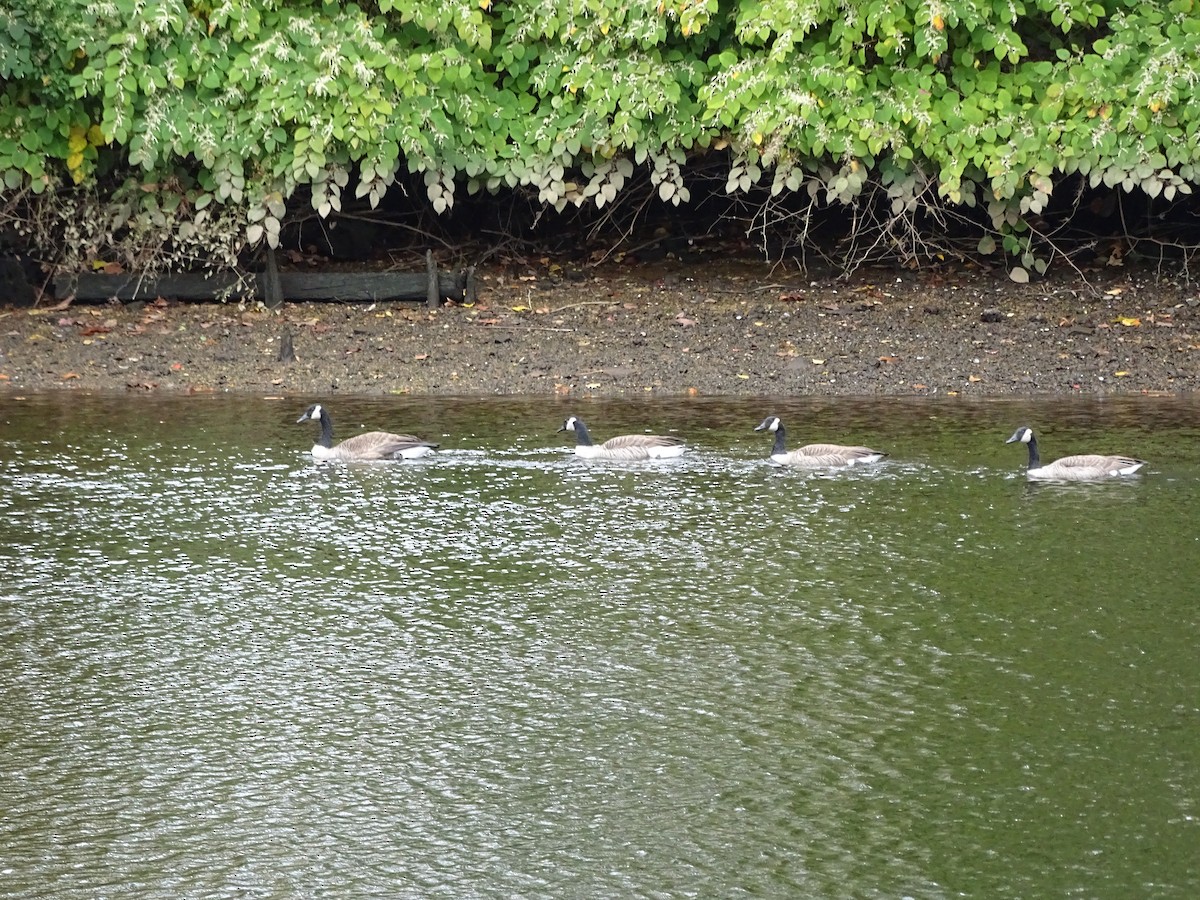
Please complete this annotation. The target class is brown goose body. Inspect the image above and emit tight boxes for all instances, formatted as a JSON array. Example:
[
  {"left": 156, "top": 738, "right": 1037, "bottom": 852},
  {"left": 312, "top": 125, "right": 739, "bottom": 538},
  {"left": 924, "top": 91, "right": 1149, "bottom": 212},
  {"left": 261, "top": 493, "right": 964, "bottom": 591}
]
[
  {"left": 1006, "top": 426, "right": 1145, "bottom": 481},
  {"left": 297, "top": 404, "right": 438, "bottom": 461},
  {"left": 558, "top": 416, "right": 686, "bottom": 461},
  {"left": 754, "top": 416, "right": 887, "bottom": 469}
]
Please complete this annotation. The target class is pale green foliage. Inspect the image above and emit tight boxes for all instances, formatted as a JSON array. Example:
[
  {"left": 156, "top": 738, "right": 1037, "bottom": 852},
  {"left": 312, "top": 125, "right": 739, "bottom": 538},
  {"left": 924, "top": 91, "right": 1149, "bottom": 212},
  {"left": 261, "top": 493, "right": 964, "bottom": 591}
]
[{"left": 1, "top": 0, "right": 1199, "bottom": 276}]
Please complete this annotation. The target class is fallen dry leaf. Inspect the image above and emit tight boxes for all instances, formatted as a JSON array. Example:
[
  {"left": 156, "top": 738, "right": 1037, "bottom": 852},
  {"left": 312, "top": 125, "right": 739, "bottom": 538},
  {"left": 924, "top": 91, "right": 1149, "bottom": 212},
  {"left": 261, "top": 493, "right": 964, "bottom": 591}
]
[
  {"left": 968, "top": 374, "right": 982, "bottom": 383},
  {"left": 61, "top": 372, "right": 81, "bottom": 380}
]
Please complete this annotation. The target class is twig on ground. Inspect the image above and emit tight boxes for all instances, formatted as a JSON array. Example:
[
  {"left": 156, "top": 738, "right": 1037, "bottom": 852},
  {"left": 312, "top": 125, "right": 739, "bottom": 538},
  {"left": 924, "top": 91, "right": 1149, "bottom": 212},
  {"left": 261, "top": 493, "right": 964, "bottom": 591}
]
[
  {"left": 549, "top": 300, "right": 614, "bottom": 313},
  {"left": 474, "top": 323, "right": 576, "bottom": 333}
]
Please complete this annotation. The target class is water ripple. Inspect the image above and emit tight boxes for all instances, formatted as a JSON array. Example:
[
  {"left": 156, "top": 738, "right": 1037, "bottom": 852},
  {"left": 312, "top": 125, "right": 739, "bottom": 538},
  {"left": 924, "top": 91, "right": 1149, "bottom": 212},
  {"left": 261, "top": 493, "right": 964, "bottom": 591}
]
[{"left": 2, "top": 394, "right": 1198, "bottom": 898}]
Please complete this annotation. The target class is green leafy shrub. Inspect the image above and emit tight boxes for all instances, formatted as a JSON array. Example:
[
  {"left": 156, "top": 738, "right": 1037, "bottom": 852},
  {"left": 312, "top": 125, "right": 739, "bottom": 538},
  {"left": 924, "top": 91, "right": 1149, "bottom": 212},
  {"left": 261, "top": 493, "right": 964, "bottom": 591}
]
[{"left": 1, "top": 0, "right": 1198, "bottom": 283}]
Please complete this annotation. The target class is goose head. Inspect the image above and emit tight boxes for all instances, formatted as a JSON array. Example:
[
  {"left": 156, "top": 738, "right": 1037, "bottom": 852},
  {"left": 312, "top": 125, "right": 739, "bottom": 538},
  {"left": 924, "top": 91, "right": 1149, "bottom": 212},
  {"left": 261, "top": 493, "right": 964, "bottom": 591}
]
[
  {"left": 1006, "top": 426, "right": 1034, "bottom": 445},
  {"left": 754, "top": 416, "right": 782, "bottom": 433},
  {"left": 558, "top": 416, "right": 582, "bottom": 434},
  {"left": 297, "top": 403, "right": 323, "bottom": 424}
]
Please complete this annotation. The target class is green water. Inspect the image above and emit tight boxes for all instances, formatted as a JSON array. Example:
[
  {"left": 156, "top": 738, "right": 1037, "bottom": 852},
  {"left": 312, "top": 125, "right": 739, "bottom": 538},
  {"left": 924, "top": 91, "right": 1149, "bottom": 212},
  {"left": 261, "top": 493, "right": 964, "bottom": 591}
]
[{"left": 1, "top": 393, "right": 1198, "bottom": 898}]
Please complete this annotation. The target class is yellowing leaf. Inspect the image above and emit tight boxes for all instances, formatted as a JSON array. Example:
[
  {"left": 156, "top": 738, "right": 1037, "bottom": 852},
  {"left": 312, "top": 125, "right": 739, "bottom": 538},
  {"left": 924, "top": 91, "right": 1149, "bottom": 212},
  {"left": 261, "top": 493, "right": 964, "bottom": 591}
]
[
  {"left": 510, "top": 305, "right": 529, "bottom": 312},
  {"left": 1114, "top": 370, "right": 1131, "bottom": 377},
  {"left": 932, "top": 14, "right": 945, "bottom": 30},
  {"left": 1116, "top": 316, "right": 1141, "bottom": 327}
]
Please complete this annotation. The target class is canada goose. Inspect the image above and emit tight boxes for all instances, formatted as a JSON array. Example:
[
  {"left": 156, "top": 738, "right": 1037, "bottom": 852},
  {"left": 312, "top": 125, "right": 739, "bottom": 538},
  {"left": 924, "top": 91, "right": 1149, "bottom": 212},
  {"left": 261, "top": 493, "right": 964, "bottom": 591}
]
[
  {"left": 296, "top": 403, "right": 438, "bottom": 461},
  {"left": 1005, "top": 425, "right": 1145, "bottom": 481},
  {"left": 754, "top": 416, "right": 887, "bottom": 468},
  {"left": 557, "top": 415, "right": 686, "bottom": 460}
]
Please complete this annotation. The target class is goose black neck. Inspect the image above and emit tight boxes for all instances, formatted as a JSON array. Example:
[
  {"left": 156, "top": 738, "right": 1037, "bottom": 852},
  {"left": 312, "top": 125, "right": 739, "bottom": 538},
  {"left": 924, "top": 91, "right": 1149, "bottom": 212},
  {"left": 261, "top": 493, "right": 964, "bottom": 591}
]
[
  {"left": 771, "top": 424, "right": 787, "bottom": 456},
  {"left": 316, "top": 409, "right": 335, "bottom": 448},
  {"left": 1025, "top": 432, "right": 1041, "bottom": 469},
  {"left": 573, "top": 421, "right": 593, "bottom": 446}
]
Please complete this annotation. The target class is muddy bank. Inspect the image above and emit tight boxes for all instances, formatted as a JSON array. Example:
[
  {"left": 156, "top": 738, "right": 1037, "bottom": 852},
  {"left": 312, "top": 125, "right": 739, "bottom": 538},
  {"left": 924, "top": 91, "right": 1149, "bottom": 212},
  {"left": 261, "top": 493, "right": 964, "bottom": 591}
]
[{"left": 2, "top": 260, "right": 1198, "bottom": 397}]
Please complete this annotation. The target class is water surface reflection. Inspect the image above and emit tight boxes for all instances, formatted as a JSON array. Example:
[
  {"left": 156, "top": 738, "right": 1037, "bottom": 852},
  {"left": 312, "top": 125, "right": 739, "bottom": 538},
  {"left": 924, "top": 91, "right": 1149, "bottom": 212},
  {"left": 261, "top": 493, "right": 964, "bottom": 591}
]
[{"left": 1, "top": 393, "right": 1198, "bottom": 898}]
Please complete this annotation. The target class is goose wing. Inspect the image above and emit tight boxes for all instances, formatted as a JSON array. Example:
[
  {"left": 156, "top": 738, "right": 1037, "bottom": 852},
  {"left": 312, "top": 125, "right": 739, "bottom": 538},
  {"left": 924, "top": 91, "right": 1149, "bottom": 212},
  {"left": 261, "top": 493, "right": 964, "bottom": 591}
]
[
  {"left": 776, "top": 450, "right": 853, "bottom": 469},
  {"left": 593, "top": 434, "right": 686, "bottom": 460},
  {"left": 1038, "top": 453, "right": 1146, "bottom": 479},
  {"left": 335, "top": 431, "right": 438, "bottom": 460},
  {"left": 784, "top": 443, "right": 888, "bottom": 466},
  {"left": 799, "top": 442, "right": 885, "bottom": 458},
  {"left": 601, "top": 434, "right": 684, "bottom": 450}
]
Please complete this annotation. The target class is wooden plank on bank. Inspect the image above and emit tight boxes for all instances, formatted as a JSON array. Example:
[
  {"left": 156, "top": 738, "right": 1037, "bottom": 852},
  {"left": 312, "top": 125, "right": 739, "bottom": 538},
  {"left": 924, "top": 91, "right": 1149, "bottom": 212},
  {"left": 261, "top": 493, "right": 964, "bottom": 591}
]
[{"left": 54, "top": 270, "right": 467, "bottom": 304}]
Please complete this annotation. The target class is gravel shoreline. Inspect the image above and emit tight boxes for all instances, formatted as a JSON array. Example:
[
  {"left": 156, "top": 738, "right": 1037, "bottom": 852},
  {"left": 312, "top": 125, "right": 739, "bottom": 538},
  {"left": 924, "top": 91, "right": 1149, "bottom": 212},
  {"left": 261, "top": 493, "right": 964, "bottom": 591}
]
[{"left": 2, "top": 261, "right": 1198, "bottom": 397}]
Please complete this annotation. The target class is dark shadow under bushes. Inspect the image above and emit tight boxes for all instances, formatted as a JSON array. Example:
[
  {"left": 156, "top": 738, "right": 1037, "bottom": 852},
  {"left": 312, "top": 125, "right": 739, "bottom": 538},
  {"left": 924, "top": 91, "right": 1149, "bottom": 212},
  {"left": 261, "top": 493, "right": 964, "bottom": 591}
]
[
  {"left": 7, "top": 164, "right": 1200, "bottom": 305},
  {"left": 270, "top": 166, "right": 1200, "bottom": 286}
]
